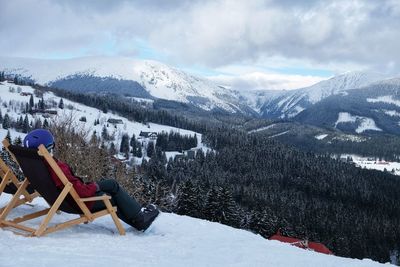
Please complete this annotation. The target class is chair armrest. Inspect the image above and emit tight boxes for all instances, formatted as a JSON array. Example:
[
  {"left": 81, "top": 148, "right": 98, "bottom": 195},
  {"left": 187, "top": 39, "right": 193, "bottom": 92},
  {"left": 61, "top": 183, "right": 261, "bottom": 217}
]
[{"left": 79, "top": 195, "right": 111, "bottom": 202}]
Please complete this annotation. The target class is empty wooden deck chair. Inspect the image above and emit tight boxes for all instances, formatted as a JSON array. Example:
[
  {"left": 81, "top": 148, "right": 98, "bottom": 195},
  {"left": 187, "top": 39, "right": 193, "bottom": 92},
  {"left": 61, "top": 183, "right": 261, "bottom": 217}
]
[
  {"left": 0, "top": 139, "right": 39, "bottom": 215},
  {"left": 0, "top": 143, "right": 125, "bottom": 236}
]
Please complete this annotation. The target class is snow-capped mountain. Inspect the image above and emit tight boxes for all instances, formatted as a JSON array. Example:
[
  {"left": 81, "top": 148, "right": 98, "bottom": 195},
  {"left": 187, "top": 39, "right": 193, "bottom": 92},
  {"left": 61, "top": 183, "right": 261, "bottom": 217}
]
[
  {"left": 259, "top": 71, "right": 391, "bottom": 119},
  {"left": 2, "top": 56, "right": 399, "bottom": 130},
  {"left": 0, "top": 56, "right": 253, "bottom": 114},
  {"left": 294, "top": 77, "right": 400, "bottom": 135}
]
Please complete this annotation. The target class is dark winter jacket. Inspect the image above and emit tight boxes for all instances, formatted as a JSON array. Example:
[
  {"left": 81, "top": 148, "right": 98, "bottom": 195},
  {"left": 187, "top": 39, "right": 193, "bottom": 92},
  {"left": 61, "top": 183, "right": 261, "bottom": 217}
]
[{"left": 47, "top": 159, "right": 97, "bottom": 210}]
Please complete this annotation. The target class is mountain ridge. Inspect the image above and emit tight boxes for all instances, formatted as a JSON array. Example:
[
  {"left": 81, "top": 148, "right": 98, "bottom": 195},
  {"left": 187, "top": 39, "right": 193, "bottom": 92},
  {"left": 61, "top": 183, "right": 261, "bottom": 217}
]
[
  {"left": 0, "top": 56, "right": 252, "bottom": 114},
  {"left": 2, "top": 56, "right": 400, "bottom": 135},
  {"left": 259, "top": 71, "right": 393, "bottom": 119}
]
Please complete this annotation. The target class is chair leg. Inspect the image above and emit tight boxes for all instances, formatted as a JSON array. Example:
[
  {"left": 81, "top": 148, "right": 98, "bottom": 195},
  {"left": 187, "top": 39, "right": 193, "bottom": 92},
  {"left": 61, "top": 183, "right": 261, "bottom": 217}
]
[
  {"left": 0, "top": 178, "right": 29, "bottom": 221},
  {"left": 34, "top": 184, "right": 72, "bottom": 236},
  {"left": 0, "top": 171, "right": 10, "bottom": 196},
  {"left": 103, "top": 199, "right": 126, "bottom": 235}
]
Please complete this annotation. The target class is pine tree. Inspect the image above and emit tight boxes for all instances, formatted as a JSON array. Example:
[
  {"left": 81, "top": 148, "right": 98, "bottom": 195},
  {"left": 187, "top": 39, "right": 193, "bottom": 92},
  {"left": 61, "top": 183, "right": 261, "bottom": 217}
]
[
  {"left": 193, "top": 134, "right": 198, "bottom": 147},
  {"left": 22, "top": 114, "right": 30, "bottom": 133},
  {"left": 177, "top": 180, "right": 199, "bottom": 217},
  {"left": 147, "top": 141, "right": 155, "bottom": 158},
  {"left": 39, "top": 96, "right": 45, "bottom": 110},
  {"left": 120, "top": 133, "right": 130, "bottom": 158},
  {"left": 195, "top": 148, "right": 205, "bottom": 164},
  {"left": 218, "top": 186, "right": 239, "bottom": 227},
  {"left": 5, "top": 130, "right": 11, "bottom": 142},
  {"left": 135, "top": 142, "right": 143, "bottom": 157},
  {"left": 58, "top": 98, "right": 64, "bottom": 109},
  {"left": 2, "top": 114, "right": 10, "bottom": 129},
  {"left": 203, "top": 186, "right": 220, "bottom": 222},
  {"left": 0, "top": 109, "right": 3, "bottom": 124},
  {"left": 34, "top": 118, "right": 42, "bottom": 129},
  {"left": 13, "top": 136, "right": 22, "bottom": 146},
  {"left": 43, "top": 118, "right": 49, "bottom": 128},
  {"left": 101, "top": 125, "right": 109, "bottom": 141},
  {"left": 90, "top": 131, "right": 98, "bottom": 144},
  {"left": 109, "top": 142, "right": 116, "bottom": 155},
  {"left": 17, "top": 116, "right": 23, "bottom": 130},
  {"left": 130, "top": 136, "right": 137, "bottom": 155},
  {"left": 29, "top": 95, "right": 34, "bottom": 109},
  {"left": 101, "top": 104, "right": 108, "bottom": 113}
]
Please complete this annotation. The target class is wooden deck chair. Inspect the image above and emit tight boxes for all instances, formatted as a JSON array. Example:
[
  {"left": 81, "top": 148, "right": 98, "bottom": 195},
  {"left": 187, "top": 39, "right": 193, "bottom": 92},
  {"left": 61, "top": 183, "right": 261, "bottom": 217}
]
[
  {"left": 0, "top": 143, "right": 125, "bottom": 237},
  {"left": 0, "top": 139, "right": 39, "bottom": 215}
]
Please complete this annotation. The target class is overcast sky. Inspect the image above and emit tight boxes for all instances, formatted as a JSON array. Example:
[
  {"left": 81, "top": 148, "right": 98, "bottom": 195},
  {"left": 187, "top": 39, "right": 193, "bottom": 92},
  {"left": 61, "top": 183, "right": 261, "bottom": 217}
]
[{"left": 1, "top": 0, "right": 400, "bottom": 90}]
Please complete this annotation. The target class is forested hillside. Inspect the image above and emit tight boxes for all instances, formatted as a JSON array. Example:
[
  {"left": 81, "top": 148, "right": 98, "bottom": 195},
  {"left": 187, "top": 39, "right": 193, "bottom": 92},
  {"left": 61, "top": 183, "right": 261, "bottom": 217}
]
[
  {"left": 158, "top": 130, "right": 400, "bottom": 262},
  {"left": 248, "top": 122, "right": 400, "bottom": 161}
]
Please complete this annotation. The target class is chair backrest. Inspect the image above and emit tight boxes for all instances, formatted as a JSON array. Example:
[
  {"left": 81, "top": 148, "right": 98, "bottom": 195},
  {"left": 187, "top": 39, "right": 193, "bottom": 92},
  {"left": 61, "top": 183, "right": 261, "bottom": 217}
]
[
  {"left": 0, "top": 158, "right": 18, "bottom": 194},
  {"left": 8, "top": 145, "right": 81, "bottom": 214},
  {"left": 1, "top": 143, "right": 36, "bottom": 195}
]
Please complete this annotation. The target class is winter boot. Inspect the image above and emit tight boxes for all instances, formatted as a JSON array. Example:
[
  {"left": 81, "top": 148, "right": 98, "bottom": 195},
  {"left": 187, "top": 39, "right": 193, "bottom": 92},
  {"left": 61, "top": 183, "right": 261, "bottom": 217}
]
[{"left": 132, "top": 204, "right": 160, "bottom": 231}]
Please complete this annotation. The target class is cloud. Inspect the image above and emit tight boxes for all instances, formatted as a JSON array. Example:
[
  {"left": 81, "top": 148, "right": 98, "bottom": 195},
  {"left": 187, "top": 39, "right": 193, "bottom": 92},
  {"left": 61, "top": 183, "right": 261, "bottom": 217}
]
[
  {"left": 1, "top": 0, "right": 400, "bottom": 74},
  {"left": 208, "top": 72, "right": 326, "bottom": 91}
]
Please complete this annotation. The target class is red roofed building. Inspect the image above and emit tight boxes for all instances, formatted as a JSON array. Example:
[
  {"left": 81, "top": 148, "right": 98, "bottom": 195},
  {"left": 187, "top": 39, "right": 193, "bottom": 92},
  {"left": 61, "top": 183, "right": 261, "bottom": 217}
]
[{"left": 269, "top": 231, "right": 333, "bottom": 255}]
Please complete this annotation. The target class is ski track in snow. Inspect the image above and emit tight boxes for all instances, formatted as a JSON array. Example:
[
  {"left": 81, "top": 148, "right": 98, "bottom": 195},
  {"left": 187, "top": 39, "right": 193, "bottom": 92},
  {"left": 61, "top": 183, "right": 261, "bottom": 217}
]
[
  {"left": 315, "top": 134, "right": 328, "bottom": 140},
  {"left": 0, "top": 194, "right": 387, "bottom": 267},
  {"left": 268, "top": 130, "right": 290, "bottom": 138},
  {"left": 248, "top": 124, "right": 277, "bottom": 134}
]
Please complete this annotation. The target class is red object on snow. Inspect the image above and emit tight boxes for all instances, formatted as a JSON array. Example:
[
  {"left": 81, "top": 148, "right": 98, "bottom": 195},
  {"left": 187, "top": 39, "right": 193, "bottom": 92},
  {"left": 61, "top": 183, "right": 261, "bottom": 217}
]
[{"left": 269, "top": 231, "right": 333, "bottom": 255}]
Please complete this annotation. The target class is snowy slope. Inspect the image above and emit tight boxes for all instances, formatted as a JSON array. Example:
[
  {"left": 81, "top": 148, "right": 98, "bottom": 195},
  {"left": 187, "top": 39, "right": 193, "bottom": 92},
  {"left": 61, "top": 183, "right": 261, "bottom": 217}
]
[
  {"left": 0, "top": 194, "right": 387, "bottom": 267},
  {"left": 0, "top": 81, "right": 206, "bottom": 161},
  {"left": 294, "top": 77, "right": 400, "bottom": 135},
  {"left": 300, "top": 71, "right": 387, "bottom": 104},
  {"left": 260, "top": 71, "right": 390, "bottom": 119},
  {"left": 334, "top": 112, "right": 382, "bottom": 134},
  {"left": 0, "top": 57, "right": 250, "bottom": 113}
]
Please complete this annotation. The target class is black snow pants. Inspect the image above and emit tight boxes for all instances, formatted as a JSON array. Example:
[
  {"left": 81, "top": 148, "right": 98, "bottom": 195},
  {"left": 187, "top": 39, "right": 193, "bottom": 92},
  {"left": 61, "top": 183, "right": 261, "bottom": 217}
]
[{"left": 91, "top": 179, "right": 142, "bottom": 227}]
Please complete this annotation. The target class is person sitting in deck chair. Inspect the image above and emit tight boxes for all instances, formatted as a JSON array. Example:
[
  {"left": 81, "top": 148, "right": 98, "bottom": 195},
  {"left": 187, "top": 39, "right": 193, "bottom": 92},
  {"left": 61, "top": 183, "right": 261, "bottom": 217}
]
[{"left": 23, "top": 129, "right": 159, "bottom": 231}]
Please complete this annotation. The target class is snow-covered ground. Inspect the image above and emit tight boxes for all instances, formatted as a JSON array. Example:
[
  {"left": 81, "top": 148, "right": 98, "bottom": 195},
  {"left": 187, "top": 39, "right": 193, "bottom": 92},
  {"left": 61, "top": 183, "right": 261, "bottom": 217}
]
[
  {"left": 0, "top": 194, "right": 388, "bottom": 267},
  {"left": 268, "top": 130, "right": 290, "bottom": 138},
  {"left": 304, "top": 71, "right": 388, "bottom": 104},
  {"left": 340, "top": 154, "right": 400, "bottom": 176},
  {"left": 0, "top": 81, "right": 207, "bottom": 159},
  {"left": 367, "top": 96, "right": 400, "bottom": 107},
  {"left": 247, "top": 123, "right": 277, "bottom": 134},
  {"left": 355, "top": 160, "right": 400, "bottom": 176},
  {"left": 315, "top": 134, "right": 328, "bottom": 140},
  {"left": 342, "top": 155, "right": 400, "bottom": 175},
  {"left": 334, "top": 112, "right": 382, "bottom": 133},
  {"left": 332, "top": 134, "right": 367, "bottom": 143},
  {"left": 382, "top": 110, "right": 400, "bottom": 117}
]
